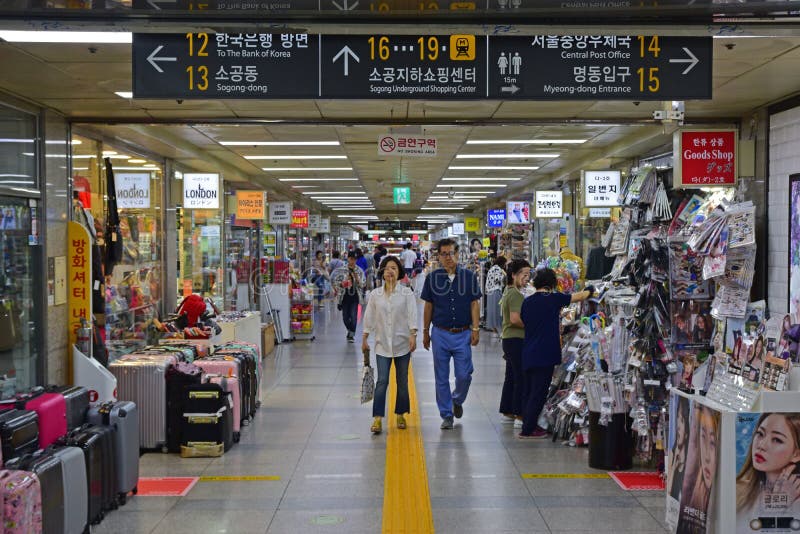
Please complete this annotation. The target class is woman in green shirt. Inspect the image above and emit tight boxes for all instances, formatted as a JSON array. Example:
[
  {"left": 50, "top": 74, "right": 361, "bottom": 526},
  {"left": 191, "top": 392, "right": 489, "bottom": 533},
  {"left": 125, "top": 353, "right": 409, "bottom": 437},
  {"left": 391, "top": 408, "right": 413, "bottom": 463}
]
[{"left": 499, "top": 259, "right": 531, "bottom": 425}]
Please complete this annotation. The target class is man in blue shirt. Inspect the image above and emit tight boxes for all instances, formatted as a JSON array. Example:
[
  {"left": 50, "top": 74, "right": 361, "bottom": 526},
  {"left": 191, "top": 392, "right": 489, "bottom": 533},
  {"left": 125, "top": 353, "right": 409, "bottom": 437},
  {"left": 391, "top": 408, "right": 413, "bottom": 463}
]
[{"left": 421, "top": 238, "right": 482, "bottom": 429}]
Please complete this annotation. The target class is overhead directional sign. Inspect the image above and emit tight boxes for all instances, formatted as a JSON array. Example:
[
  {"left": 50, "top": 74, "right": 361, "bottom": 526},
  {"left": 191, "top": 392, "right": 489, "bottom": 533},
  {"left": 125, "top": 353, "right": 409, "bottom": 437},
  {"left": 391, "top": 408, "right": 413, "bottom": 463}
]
[
  {"left": 368, "top": 220, "right": 428, "bottom": 231},
  {"left": 133, "top": 33, "right": 711, "bottom": 100},
  {"left": 488, "top": 35, "right": 712, "bottom": 100},
  {"left": 133, "top": 33, "right": 319, "bottom": 99}
]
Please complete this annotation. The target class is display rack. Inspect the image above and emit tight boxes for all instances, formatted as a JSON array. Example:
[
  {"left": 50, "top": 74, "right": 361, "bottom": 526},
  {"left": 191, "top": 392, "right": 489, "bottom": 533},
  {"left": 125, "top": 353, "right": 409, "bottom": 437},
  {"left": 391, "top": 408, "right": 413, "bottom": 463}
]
[{"left": 290, "top": 287, "right": 315, "bottom": 341}]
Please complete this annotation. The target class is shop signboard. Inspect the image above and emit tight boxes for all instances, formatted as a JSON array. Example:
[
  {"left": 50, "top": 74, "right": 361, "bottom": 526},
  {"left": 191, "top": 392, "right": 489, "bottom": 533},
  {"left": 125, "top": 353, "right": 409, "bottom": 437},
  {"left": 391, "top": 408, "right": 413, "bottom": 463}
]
[
  {"left": 452, "top": 222, "right": 465, "bottom": 235},
  {"left": 308, "top": 213, "right": 322, "bottom": 230},
  {"left": 674, "top": 129, "right": 738, "bottom": 188},
  {"left": 465, "top": 217, "right": 480, "bottom": 232},
  {"left": 393, "top": 187, "right": 411, "bottom": 205},
  {"left": 534, "top": 191, "right": 563, "bottom": 218},
  {"left": 235, "top": 190, "right": 266, "bottom": 219},
  {"left": 487, "top": 208, "right": 506, "bottom": 228},
  {"left": 378, "top": 134, "right": 437, "bottom": 157},
  {"left": 507, "top": 201, "right": 531, "bottom": 223},
  {"left": 583, "top": 170, "right": 621, "bottom": 207},
  {"left": 588, "top": 208, "right": 612, "bottom": 218},
  {"left": 488, "top": 35, "right": 712, "bottom": 100},
  {"left": 115, "top": 172, "right": 151, "bottom": 209},
  {"left": 290, "top": 209, "right": 309, "bottom": 228},
  {"left": 67, "top": 221, "right": 92, "bottom": 350},
  {"left": 269, "top": 201, "right": 292, "bottom": 225},
  {"left": 183, "top": 173, "right": 220, "bottom": 209},
  {"left": 320, "top": 217, "right": 331, "bottom": 233},
  {"left": 367, "top": 221, "right": 428, "bottom": 231}
]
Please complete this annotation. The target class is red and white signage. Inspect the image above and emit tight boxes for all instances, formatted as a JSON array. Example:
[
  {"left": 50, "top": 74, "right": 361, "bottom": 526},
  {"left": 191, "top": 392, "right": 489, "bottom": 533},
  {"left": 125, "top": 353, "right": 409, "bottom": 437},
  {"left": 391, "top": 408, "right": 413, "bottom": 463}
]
[
  {"left": 290, "top": 209, "right": 309, "bottom": 229},
  {"left": 377, "top": 134, "right": 437, "bottom": 157},
  {"left": 674, "top": 129, "right": 738, "bottom": 188}
]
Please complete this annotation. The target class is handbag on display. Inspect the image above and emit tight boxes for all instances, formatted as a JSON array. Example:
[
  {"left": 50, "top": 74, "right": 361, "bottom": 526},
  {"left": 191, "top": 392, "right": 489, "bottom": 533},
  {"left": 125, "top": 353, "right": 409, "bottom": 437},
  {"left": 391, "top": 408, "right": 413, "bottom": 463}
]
[{"left": 360, "top": 348, "right": 375, "bottom": 404}]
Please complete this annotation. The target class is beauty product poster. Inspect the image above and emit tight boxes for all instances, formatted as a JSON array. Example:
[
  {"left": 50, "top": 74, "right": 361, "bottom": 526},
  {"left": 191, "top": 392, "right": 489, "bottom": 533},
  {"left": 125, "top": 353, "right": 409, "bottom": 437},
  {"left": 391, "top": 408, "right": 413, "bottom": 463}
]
[
  {"left": 667, "top": 395, "right": 692, "bottom": 531},
  {"left": 736, "top": 413, "right": 800, "bottom": 533},
  {"left": 790, "top": 174, "right": 800, "bottom": 321}
]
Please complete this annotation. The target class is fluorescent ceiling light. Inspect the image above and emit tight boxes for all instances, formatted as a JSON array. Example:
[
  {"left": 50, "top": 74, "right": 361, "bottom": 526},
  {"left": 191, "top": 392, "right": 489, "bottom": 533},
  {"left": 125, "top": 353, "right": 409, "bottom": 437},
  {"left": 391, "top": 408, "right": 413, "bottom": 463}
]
[
  {"left": 266, "top": 167, "right": 352, "bottom": 171},
  {"left": 337, "top": 215, "right": 378, "bottom": 219},
  {"left": 245, "top": 155, "right": 347, "bottom": 160},
  {"left": 221, "top": 141, "right": 339, "bottom": 146},
  {"left": 72, "top": 155, "right": 96, "bottom": 159},
  {"left": 347, "top": 221, "right": 369, "bottom": 224},
  {"left": 127, "top": 159, "right": 147, "bottom": 164},
  {"left": 310, "top": 197, "right": 369, "bottom": 200},
  {"left": 0, "top": 138, "right": 34, "bottom": 143},
  {"left": 332, "top": 207, "right": 375, "bottom": 211},
  {"left": 466, "top": 139, "right": 586, "bottom": 145},
  {"left": 143, "top": 164, "right": 157, "bottom": 168},
  {"left": 115, "top": 92, "right": 133, "bottom": 99},
  {"left": 278, "top": 178, "right": 358, "bottom": 182},
  {"left": 443, "top": 177, "right": 521, "bottom": 181},
  {"left": 449, "top": 166, "right": 539, "bottom": 171},
  {"left": 456, "top": 154, "right": 559, "bottom": 159},
  {"left": 0, "top": 31, "right": 132, "bottom": 43},
  {"left": 435, "top": 185, "right": 505, "bottom": 189},
  {"left": 420, "top": 207, "right": 465, "bottom": 210},
  {"left": 302, "top": 191, "right": 363, "bottom": 195},
  {"left": 107, "top": 166, "right": 155, "bottom": 171}
]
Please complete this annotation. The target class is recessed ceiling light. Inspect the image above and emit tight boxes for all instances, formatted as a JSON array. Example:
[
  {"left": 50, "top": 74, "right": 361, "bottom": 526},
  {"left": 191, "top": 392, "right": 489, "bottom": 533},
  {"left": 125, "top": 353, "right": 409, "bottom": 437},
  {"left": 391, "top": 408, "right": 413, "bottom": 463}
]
[
  {"left": 278, "top": 178, "right": 358, "bottom": 182},
  {"left": 68, "top": 140, "right": 82, "bottom": 145},
  {"left": 302, "top": 191, "right": 364, "bottom": 195},
  {"left": 435, "top": 185, "right": 505, "bottom": 189},
  {"left": 245, "top": 155, "right": 347, "bottom": 160},
  {"left": 220, "top": 141, "right": 340, "bottom": 146},
  {"left": 310, "top": 197, "right": 370, "bottom": 200},
  {"left": 102, "top": 151, "right": 117, "bottom": 156},
  {"left": 456, "top": 154, "right": 559, "bottom": 159},
  {"left": 331, "top": 207, "right": 376, "bottom": 211},
  {"left": 264, "top": 167, "right": 352, "bottom": 172},
  {"left": 442, "top": 177, "right": 521, "bottom": 181},
  {"left": 449, "top": 166, "right": 539, "bottom": 171},
  {"left": 466, "top": 139, "right": 587, "bottom": 145},
  {"left": 336, "top": 215, "right": 379, "bottom": 218},
  {"left": 420, "top": 207, "right": 465, "bottom": 210},
  {"left": 143, "top": 164, "right": 157, "bottom": 168},
  {"left": 114, "top": 91, "right": 133, "bottom": 99},
  {"left": 0, "top": 31, "right": 133, "bottom": 43},
  {"left": 127, "top": 159, "right": 147, "bottom": 163}
]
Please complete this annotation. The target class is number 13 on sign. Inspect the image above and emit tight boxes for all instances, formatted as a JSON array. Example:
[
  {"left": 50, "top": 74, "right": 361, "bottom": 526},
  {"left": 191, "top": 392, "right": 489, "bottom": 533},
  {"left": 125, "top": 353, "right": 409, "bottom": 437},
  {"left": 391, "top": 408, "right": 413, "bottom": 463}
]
[{"left": 186, "top": 33, "right": 209, "bottom": 92}]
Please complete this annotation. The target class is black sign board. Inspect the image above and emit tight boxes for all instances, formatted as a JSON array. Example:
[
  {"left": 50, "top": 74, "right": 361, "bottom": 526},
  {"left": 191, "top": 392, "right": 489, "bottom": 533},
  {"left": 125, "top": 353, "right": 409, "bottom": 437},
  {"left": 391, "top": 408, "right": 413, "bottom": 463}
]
[
  {"left": 368, "top": 221, "right": 429, "bottom": 231},
  {"left": 320, "top": 34, "right": 487, "bottom": 99},
  {"left": 488, "top": 35, "right": 712, "bottom": 100},
  {"left": 132, "top": 33, "right": 319, "bottom": 99}
]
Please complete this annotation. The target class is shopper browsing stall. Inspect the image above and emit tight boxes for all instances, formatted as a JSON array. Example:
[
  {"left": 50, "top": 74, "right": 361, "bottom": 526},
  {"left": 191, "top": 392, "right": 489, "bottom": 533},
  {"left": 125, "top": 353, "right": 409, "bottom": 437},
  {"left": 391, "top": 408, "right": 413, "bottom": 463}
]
[
  {"left": 421, "top": 238, "right": 482, "bottom": 430},
  {"left": 332, "top": 251, "right": 366, "bottom": 342},
  {"left": 518, "top": 268, "right": 593, "bottom": 439},
  {"left": 362, "top": 255, "right": 418, "bottom": 434},
  {"left": 485, "top": 256, "right": 508, "bottom": 335},
  {"left": 499, "top": 259, "right": 530, "bottom": 426}
]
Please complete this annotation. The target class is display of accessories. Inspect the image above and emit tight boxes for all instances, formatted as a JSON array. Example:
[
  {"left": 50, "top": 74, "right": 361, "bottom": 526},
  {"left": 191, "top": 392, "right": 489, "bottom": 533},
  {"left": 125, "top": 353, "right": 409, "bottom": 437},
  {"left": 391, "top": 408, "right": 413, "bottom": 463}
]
[{"left": 704, "top": 366, "right": 761, "bottom": 411}]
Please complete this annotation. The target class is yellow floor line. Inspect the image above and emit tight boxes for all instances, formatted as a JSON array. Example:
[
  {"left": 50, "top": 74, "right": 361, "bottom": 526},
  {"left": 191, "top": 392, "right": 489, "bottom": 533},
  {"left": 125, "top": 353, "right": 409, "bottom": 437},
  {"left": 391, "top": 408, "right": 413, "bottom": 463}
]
[
  {"left": 382, "top": 361, "right": 435, "bottom": 533},
  {"left": 521, "top": 473, "right": 609, "bottom": 479}
]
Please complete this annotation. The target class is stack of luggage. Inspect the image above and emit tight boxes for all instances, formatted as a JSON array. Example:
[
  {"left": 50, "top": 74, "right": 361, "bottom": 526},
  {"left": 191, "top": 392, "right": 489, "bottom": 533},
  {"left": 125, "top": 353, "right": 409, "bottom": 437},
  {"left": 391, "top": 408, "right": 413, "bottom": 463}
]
[{"left": 0, "top": 385, "right": 139, "bottom": 533}]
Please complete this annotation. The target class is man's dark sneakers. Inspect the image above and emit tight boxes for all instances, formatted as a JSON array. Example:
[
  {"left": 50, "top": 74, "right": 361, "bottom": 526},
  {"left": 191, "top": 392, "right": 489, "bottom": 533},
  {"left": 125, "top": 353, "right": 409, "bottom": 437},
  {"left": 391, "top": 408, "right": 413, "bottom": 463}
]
[
  {"left": 453, "top": 403, "right": 463, "bottom": 419},
  {"left": 440, "top": 417, "right": 454, "bottom": 430}
]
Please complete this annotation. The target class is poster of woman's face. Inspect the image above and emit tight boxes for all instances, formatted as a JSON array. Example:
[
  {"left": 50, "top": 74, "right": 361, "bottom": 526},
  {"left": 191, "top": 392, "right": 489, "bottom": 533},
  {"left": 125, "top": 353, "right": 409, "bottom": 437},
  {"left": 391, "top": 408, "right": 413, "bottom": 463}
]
[
  {"left": 668, "top": 395, "right": 691, "bottom": 502},
  {"left": 672, "top": 301, "right": 714, "bottom": 346}
]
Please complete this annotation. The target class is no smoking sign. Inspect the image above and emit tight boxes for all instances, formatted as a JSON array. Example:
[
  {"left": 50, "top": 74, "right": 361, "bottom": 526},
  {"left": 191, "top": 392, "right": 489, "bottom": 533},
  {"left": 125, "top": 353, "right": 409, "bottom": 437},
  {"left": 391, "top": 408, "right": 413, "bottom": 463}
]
[
  {"left": 379, "top": 136, "right": 397, "bottom": 153},
  {"left": 377, "top": 134, "right": 437, "bottom": 157}
]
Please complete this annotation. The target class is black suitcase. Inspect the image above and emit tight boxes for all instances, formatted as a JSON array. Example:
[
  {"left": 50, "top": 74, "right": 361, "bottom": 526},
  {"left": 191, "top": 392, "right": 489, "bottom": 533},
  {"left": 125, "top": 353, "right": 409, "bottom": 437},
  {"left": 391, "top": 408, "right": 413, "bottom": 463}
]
[
  {"left": 180, "top": 397, "right": 232, "bottom": 456},
  {"left": 67, "top": 425, "right": 118, "bottom": 525},
  {"left": 166, "top": 363, "right": 203, "bottom": 453},
  {"left": 0, "top": 409, "right": 39, "bottom": 461},
  {"left": 51, "top": 385, "right": 89, "bottom": 430},
  {"left": 209, "top": 352, "right": 254, "bottom": 420},
  {"left": 183, "top": 383, "right": 228, "bottom": 414},
  {"left": 5, "top": 450, "right": 65, "bottom": 534}
]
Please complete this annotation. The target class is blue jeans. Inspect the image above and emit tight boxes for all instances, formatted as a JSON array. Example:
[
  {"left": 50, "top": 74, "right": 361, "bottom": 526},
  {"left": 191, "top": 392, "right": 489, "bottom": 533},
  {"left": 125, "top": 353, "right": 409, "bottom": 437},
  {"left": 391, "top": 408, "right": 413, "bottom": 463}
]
[
  {"left": 431, "top": 328, "right": 473, "bottom": 419},
  {"left": 341, "top": 294, "right": 359, "bottom": 335},
  {"left": 373, "top": 353, "right": 411, "bottom": 417}
]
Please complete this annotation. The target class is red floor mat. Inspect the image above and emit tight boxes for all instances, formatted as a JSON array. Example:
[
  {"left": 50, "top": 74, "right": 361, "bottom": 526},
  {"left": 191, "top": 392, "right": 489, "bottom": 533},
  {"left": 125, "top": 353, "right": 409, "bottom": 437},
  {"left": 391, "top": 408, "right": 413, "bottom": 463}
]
[
  {"left": 608, "top": 472, "right": 665, "bottom": 491},
  {"left": 136, "top": 477, "right": 199, "bottom": 497}
]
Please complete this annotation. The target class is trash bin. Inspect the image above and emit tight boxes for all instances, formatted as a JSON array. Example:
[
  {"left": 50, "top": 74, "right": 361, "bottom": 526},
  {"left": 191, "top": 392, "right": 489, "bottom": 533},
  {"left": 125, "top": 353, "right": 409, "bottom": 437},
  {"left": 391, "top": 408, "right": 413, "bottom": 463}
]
[{"left": 588, "top": 411, "right": 634, "bottom": 471}]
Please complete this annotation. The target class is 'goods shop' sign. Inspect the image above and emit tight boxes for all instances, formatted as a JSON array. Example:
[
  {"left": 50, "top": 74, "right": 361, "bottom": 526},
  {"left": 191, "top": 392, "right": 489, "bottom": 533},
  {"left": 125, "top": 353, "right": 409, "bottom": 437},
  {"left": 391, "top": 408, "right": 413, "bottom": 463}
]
[{"left": 674, "top": 129, "right": 737, "bottom": 188}]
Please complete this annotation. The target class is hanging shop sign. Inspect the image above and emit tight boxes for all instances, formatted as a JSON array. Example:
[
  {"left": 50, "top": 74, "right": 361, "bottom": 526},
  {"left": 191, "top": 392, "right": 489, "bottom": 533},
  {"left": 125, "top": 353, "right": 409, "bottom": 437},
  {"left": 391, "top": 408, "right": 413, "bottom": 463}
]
[
  {"left": 487, "top": 209, "right": 506, "bottom": 228},
  {"left": 235, "top": 190, "right": 266, "bottom": 219},
  {"left": 452, "top": 222, "right": 465, "bottom": 235},
  {"left": 268, "top": 201, "right": 292, "bottom": 224},
  {"left": 183, "top": 173, "right": 220, "bottom": 209},
  {"left": 673, "top": 129, "right": 738, "bottom": 188},
  {"left": 506, "top": 201, "right": 531, "bottom": 224},
  {"left": 320, "top": 217, "right": 331, "bottom": 233},
  {"left": 367, "top": 220, "right": 428, "bottom": 231},
  {"left": 115, "top": 173, "right": 151, "bottom": 209},
  {"left": 535, "top": 191, "right": 563, "bottom": 218},
  {"left": 583, "top": 170, "right": 621, "bottom": 207},
  {"left": 378, "top": 134, "right": 437, "bottom": 157},
  {"left": 290, "top": 209, "right": 309, "bottom": 228},
  {"left": 67, "top": 221, "right": 92, "bottom": 350},
  {"left": 464, "top": 217, "right": 480, "bottom": 232},
  {"left": 308, "top": 213, "right": 322, "bottom": 230},
  {"left": 393, "top": 186, "right": 411, "bottom": 205},
  {"left": 589, "top": 208, "right": 612, "bottom": 218},
  {"left": 488, "top": 35, "right": 712, "bottom": 100}
]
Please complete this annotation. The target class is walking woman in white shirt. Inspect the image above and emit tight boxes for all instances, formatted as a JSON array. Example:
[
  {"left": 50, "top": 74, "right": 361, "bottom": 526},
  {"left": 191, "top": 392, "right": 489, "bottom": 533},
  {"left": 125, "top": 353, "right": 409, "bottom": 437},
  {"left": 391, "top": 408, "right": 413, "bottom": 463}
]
[{"left": 362, "top": 255, "right": 418, "bottom": 434}]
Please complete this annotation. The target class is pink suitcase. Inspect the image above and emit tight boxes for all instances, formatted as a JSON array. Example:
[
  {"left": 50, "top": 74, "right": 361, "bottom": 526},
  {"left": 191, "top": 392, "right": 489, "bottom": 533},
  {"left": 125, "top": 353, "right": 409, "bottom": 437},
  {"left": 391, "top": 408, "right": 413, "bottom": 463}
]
[
  {"left": 0, "top": 391, "right": 67, "bottom": 449},
  {"left": 203, "top": 374, "right": 241, "bottom": 438},
  {"left": 0, "top": 469, "right": 42, "bottom": 534}
]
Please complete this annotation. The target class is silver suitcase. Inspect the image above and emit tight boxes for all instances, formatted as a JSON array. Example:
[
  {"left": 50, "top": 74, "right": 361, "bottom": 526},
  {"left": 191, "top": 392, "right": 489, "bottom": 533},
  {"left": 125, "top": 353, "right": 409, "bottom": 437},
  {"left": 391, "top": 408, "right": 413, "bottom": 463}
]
[
  {"left": 52, "top": 446, "right": 88, "bottom": 534},
  {"left": 110, "top": 355, "right": 171, "bottom": 450}
]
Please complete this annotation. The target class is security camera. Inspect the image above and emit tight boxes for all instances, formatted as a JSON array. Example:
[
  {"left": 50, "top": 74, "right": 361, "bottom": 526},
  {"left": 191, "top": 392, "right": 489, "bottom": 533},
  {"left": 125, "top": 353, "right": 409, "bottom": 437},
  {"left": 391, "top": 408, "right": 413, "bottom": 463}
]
[{"left": 447, "top": 188, "right": 456, "bottom": 199}]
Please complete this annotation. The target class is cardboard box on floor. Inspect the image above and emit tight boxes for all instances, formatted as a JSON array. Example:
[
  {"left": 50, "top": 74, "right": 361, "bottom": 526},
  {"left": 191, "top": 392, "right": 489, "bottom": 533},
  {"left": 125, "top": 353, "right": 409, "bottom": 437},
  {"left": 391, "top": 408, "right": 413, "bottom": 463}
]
[{"left": 261, "top": 323, "right": 276, "bottom": 356}]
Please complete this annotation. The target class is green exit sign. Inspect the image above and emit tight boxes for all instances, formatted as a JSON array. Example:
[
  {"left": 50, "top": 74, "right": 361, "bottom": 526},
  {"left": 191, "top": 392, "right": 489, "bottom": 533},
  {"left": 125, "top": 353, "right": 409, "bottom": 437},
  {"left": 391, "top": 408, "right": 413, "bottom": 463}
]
[{"left": 393, "top": 187, "right": 411, "bottom": 204}]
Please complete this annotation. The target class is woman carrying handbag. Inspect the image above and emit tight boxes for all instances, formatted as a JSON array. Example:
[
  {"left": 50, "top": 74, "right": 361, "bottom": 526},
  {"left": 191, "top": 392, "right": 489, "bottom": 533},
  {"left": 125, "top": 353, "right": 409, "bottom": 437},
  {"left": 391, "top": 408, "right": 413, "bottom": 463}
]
[{"left": 362, "top": 256, "right": 418, "bottom": 434}]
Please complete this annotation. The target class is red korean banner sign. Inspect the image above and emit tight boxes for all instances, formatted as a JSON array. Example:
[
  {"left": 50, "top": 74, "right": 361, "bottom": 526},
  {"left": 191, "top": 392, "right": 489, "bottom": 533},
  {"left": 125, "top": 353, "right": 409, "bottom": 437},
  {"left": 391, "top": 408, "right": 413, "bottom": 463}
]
[
  {"left": 290, "top": 209, "right": 309, "bottom": 228},
  {"left": 674, "top": 129, "right": 737, "bottom": 188}
]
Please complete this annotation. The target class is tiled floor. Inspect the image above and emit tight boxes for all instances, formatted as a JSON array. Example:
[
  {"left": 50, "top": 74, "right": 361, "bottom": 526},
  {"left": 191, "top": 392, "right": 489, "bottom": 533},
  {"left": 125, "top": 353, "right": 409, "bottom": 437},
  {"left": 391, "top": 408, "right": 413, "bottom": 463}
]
[{"left": 95, "top": 303, "right": 669, "bottom": 533}]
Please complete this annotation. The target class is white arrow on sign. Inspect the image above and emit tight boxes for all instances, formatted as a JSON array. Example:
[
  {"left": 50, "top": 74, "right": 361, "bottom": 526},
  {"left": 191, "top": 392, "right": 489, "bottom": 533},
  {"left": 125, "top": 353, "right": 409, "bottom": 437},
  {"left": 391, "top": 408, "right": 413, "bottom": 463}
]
[
  {"left": 333, "top": 45, "right": 360, "bottom": 76},
  {"left": 332, "top": 0, "right": 359, "bottom": 10},
  {"left": 500, "top": 84, "right": 520, "bottom": 95},
  {"left": 147, "top": 45, "right": 177, "bottom": 73},
  {"left": 145, "top": 0, "right": 177, "bottom": 9},
  {"left": 669, "top": 47, "right": 700, "bottom": 75}
]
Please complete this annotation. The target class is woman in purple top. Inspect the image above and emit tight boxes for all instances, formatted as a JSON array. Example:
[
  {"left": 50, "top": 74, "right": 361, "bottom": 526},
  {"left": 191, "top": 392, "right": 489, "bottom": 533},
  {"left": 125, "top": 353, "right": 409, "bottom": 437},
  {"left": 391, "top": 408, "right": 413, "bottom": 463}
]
[{"left": 518, "top": 268, "right": 593, "bottom": 439}]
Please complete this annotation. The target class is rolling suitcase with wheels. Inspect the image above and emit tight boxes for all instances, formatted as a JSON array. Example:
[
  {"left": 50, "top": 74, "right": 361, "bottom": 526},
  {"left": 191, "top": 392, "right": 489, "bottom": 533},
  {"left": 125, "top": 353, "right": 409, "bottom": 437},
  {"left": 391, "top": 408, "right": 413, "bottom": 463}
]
[
  {"left": 110, "top": 355, "right": 171, "bottom": 450},
  {"left": 5, "top": 451, "right": 64, "bottom": 534},
  {"left": 86, "top": 401, "right": 139, "bottom": 504},
  {"left": 49, "top": 446, "right": 88, "bottom": 534},
  {"left": 0, "top": 469, "right": 42, "bottom": 534},
  {"left": 0, "top": 410, "right": 39, "bottom": 462},
  {"left": 166, "top": 363, "right": 203, "bottom": 453},
  {"left": 193, "top": 359, "right": 245, "bottom": 424},
  {"left": 66, "top": 425, "right": 116, "bottom": 525},
  {"left": 180, "top": 396, "right": 232, "bottom": 457},
  {"left": 203, "top": 375, "right": 241, "bottom": 442},
  {"left": 0, "top": 389, "right": 67, "bottom": 449},
  {"left": 50, "top": 386, "right": 89, "bottom": 431}
]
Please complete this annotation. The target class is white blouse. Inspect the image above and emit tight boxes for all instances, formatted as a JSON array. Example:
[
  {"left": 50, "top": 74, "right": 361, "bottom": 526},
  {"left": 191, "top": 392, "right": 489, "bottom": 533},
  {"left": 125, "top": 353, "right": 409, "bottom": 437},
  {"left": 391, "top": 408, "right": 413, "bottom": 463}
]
[{"left": 363, "top": 285, "right": 418, "bottom": 358}]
